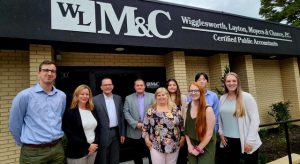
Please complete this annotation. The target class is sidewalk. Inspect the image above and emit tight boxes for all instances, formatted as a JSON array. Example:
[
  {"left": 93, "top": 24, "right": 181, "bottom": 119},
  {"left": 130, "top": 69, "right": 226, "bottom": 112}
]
[{"left": 268, "top": 153, "right": 300, "bottom": 164}]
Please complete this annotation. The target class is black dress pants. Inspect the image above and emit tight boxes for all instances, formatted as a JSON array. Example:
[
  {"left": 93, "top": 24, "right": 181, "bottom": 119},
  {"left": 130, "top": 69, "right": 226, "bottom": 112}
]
[
  {"left": 222, "top": 137, "right": 258, "bottom": 164},
  {"left": 127, "top": 137, "right": 151, "bottom": 164},
  {"left": 95, "top": 127, "right": 120, "bottom": 164}
]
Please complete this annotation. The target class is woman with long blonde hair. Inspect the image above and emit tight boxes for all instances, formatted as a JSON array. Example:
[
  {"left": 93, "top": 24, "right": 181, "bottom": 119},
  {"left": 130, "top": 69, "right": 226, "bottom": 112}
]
[
  {"left": 62, "top": 84, "right": 99, "bottom": 164},
  {"left": 142, "top": 87, "right": 184, "bottom": 164},
  {"left": 185, "top": 82, "right": 216, "bottom": 164},
  {"left": 219, "top": 72, "right": 261, "bottom": 164}
]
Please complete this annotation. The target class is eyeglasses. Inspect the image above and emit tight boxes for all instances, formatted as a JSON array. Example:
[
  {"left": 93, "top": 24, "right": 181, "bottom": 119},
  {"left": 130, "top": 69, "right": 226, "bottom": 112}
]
[
  {"left": 188, "top": 89, "right": 200, "bottom": 94},
  {"left": 41, "top": 69, "right": 56, "bottom": 74},
  {"left": 102, "top": 84, "right": 113, "bottom": 87}
]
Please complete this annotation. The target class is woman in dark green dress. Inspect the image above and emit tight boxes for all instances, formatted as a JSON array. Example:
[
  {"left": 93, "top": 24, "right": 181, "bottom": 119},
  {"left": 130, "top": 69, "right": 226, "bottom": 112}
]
[{"left": 185, "top": 82, "right": 216, "bottom": 164}]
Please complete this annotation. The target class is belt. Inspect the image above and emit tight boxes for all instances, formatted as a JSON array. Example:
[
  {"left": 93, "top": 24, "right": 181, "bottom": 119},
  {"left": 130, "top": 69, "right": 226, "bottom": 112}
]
[
  {"left": 109, "top": 126, "right": 118, "bottom": 131},
  {"left": 24, "top": 138, "right": 61, "bottom": 148}
]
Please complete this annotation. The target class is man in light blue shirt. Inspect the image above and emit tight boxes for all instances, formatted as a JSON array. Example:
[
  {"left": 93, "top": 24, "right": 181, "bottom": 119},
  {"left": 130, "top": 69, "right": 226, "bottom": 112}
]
[
  {"left": 9, "top": 60, "right": 66, "bottom": 164},
  {"left": 194, "top": 72, "right": 219, "bottom": 132}
]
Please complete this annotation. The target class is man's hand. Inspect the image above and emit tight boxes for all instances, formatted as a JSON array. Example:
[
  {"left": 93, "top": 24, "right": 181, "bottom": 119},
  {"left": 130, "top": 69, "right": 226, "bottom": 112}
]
[
  {"left": 136, "top": 122, "right": 143, "bottom": 130},
  {"left": 120, "top": 136, "right": 125, "bottom": 144}
]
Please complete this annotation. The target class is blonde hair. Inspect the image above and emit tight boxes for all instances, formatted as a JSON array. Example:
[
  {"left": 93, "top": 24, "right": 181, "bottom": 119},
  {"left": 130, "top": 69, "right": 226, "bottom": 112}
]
[
  {"left": 190, "top": 82, "right": 207, "bottom": 140},
  {"left": 224, "top": 72, "right": 245, "bottom": 117},
  {"left": 70, "top": 84, "right": 94, "bottom": 110},
  {"left": 152, "top": 87, "right": 177, "bottom": 110}
]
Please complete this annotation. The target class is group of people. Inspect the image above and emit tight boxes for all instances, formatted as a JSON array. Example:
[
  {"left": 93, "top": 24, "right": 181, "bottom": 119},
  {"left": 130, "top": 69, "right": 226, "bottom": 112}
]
[{"left": 9, "top": 60, "right": 261, "bottom": 164}]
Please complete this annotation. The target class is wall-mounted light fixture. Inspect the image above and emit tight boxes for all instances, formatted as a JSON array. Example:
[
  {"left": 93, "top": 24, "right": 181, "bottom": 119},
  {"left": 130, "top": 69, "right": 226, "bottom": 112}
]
[
  {"left": 115, "top": 47, "right": 125, "bottom": 52},
  {"left": 55, "top": 50, "right": 62, "bottom": 61}
]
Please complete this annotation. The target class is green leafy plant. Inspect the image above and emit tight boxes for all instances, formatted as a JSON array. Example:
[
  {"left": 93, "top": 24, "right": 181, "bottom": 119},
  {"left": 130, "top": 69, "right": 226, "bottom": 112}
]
[
  {"left": 268, "top": 101, "right": 291, "bottom": 129},
  {"left": 259, "top": 128, "right": 268, "bottom": 139},
  {"left": 259, "top": 0, "right": 300, "bottom": 27},
  {"left": 258, "top": 152, "right": 268, "bottom": 164},
  {"left": 215, "top": 64, "right": 230, "bottom": 96}
]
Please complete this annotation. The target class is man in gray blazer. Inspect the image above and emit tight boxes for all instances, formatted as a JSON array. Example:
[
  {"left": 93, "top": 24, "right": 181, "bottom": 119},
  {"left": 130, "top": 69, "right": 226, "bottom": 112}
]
[
  {"left": 123, "top": 79, "right": 154, "bottom": 164},
  {"left": 94, "top": 78, "right": 125, "bottom": 164}
]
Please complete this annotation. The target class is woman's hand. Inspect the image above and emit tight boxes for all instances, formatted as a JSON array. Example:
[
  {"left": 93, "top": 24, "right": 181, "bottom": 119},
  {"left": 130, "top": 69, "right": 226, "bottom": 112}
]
[
  {"left": 145, "top": 138, "right": 152, "bottom": 150},
  {"left": 220, "top": 134, "right": 228, "bottom": 147},
  {"left": 187, "top": 144, "right": 199, "bottom": 156},
  {"left": 187, "top": 143, "right": 193, "bottom": 153},
  {"left": 244, "top": 143, "right": 253, "bottom": 153},
  {"left": 88, "top": 143, "right": 98, "bottom": 155},
  {"left": 179, "top": 136, "right": 185, "bottom": 148},
  {"left": 190, "top": 148, "right": 200, "bottom": 156}
]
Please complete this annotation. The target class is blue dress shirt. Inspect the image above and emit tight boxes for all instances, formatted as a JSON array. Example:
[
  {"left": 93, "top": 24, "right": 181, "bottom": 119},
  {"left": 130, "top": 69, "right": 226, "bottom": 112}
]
[
  {"left": 187, "top": 90, "right": 219, "bottom": 132},
  {"left": 9, "top": 83, "right": 66, "bottom": 145},
  {"left": 205, "top": 90, "right": 220, "bottom": 132},
  {"left": 104, "top": 94, "right": 118, "bottom": 128}
]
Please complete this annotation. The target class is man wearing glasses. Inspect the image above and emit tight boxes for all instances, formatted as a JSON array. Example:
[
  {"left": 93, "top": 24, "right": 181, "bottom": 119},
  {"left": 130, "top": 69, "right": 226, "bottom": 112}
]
[
  {"left": 187, "top": 72, "right": 219, "bottom": 132},
  {"left": 93, "top": 78, "right": 125, "bottom": 164},
  {"left": 9, "top": 60, "right": 66, "bottom": 163},
  {"left": 194, "top": 72, "right": 219, "bottom": 132}
]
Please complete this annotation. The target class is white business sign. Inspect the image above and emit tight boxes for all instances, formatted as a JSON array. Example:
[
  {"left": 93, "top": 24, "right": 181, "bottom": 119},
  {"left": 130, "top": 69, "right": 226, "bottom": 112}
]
[{"left": 51, "top": 0, "right": 173, "bottom": 38}]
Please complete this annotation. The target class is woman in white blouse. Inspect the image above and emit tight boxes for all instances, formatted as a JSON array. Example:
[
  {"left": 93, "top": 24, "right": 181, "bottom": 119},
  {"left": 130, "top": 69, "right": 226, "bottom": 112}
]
[
  {"left": 63, "top": 84, "right": 99, "bottom": 164},
  {"left": 218, "top": 72, "right": 262, "bottom": 164}
]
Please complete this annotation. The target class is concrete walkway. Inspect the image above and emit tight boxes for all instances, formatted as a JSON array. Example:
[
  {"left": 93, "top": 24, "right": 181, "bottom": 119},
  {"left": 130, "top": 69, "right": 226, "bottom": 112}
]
[
  {"left": 119, "top": 154, "right": 300, "bottom": 164},
  {"left": 268, "top": 153, "right": 300, "bottom": 164}
]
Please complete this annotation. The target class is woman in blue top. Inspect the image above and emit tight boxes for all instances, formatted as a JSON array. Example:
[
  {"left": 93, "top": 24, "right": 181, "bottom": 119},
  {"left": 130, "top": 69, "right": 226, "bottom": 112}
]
[{"left": 218, "top": 72, "right": 261, "bottom": 164}]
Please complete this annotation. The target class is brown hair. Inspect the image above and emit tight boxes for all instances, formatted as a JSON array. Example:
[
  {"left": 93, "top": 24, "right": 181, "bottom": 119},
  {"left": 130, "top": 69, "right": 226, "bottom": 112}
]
[
  {"left": 166, "top": 79, "right": 182, "bottom": 106},
  {"left": 70, "top": 84, "right": 94, "bottom": 110},
  {"left": 190, "top": 82, "right": 207, "bottom": 140},
  {"left": 38, "top": 60, "right": 56, "bottom": 72},
  {"left": 224, "top": 72, "right": 245, "bottom": 117}
]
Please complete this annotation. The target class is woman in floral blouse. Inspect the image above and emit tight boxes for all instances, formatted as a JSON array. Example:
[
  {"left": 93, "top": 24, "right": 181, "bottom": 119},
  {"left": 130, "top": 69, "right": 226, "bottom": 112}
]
[{"left": 142, "top": 87, "right": 184, "bottom": 164}]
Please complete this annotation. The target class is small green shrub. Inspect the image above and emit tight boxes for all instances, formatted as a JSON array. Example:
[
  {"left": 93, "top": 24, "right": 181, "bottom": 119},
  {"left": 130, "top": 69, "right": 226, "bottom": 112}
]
[
  {"left": 259, "top": 128, "right": 268, "bottom": 139},
  {"left": 258, "top": 152, "right": 268, "bottom": 164},
  {"left": 268, "top": 101, "right": 291, "bottom": 130},
  {"left": 215, "top": 65, "right": 230, "bottom": 96}
]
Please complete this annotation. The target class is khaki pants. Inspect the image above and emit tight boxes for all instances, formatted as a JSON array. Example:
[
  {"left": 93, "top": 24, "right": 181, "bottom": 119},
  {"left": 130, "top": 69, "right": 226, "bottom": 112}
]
[
  {"left": 20, "top": 141, "right": 65, "bottom": 164},
  {"left": 67, "top": 152, "right": 97, "bottom": 164}
]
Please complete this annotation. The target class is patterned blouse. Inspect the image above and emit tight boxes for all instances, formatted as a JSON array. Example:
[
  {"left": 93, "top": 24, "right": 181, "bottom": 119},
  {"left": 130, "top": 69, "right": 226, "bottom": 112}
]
[{"left": 142, "top": 107, "right": 184, "bottom": 153}]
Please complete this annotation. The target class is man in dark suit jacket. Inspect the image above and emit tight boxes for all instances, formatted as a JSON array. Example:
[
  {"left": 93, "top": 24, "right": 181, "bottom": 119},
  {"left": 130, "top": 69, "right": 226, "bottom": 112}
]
[
  {"left": 94, "top": 78, "right": 125, "bottom": 164},
  {"left": 123, "top": 79, "right": 154, "bottom": 164}
]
